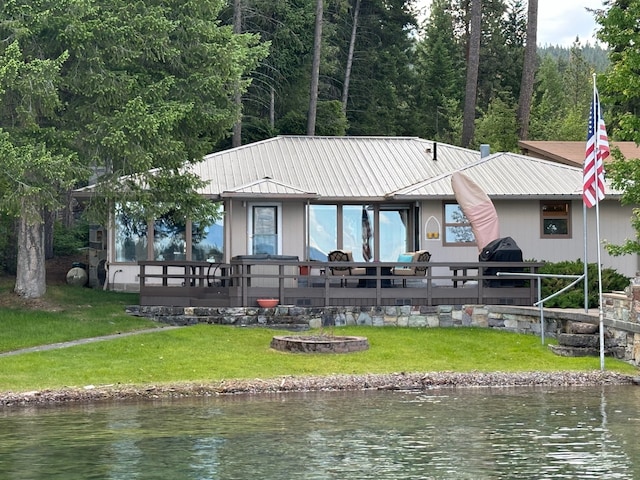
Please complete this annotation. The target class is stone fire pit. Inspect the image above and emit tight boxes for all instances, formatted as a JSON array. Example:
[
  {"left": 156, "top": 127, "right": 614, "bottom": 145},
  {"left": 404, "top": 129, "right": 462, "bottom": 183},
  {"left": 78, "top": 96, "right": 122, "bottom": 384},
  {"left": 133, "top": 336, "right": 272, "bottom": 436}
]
[{"left": 270, "top": 335, "right": 369, "bottom": 354}]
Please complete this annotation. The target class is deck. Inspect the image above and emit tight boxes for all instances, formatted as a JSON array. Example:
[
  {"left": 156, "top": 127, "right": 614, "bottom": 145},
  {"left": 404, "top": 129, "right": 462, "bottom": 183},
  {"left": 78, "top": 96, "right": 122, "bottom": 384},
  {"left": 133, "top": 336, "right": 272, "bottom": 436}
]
[{"left": 138, "top": 259, "right": 545, "bottom": 308}]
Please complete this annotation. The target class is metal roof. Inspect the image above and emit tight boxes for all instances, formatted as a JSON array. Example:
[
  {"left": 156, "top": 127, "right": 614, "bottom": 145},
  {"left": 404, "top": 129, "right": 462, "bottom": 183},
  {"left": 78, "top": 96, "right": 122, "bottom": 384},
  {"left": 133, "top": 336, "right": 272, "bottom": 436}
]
[
  {"left": 191, "top": 136, "right": 618, "bottom": 201},
  {"left": 392, "top": 152, "right": 621, "bottom": 199},
  {"left": 191, "top": 136, "right": 479, "bottom": 201}
]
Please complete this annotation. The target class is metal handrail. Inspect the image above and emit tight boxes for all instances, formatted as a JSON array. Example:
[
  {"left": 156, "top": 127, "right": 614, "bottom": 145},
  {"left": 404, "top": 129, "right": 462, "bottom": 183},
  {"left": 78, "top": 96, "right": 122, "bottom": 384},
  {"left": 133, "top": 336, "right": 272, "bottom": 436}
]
[{"left": 496, "top": 271, "right": 584, "bottom": 344}]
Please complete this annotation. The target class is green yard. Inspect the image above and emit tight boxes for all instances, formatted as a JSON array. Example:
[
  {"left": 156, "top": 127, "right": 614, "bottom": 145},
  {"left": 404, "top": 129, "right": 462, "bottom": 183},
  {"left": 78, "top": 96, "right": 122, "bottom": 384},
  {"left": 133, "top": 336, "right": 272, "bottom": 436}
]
[{"left": 0, "top": 280, "right": 636, "bottom": 393}]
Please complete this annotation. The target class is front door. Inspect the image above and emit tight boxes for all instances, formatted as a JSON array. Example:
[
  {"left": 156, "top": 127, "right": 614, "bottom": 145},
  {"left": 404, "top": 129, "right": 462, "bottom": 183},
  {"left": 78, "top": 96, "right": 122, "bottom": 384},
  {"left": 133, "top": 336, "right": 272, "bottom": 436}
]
[{"left": 248, "top": 204, "right": 281, "bottom": 255}]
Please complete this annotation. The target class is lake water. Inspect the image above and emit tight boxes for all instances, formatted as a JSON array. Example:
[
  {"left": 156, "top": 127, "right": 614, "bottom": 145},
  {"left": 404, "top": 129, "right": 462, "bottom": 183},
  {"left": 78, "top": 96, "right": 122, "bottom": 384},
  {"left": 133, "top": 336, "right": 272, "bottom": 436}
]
[{"left": 2, "top": 385, "right": 640, "bottom": 479}]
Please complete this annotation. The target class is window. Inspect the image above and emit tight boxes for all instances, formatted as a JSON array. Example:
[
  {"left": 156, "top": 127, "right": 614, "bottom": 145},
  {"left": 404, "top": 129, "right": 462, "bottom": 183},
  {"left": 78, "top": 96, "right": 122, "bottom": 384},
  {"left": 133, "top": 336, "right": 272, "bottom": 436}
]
[
  {"left": 443, "top": 203, "right": 475, "bottom": 246},
  {"left": 115, "top": 202, "right": 224, "bottom": 262},
  {"left": 308, "top": 204, "right": 337, "bottom": 261},
  {"left": 114, "top": 204, "right": 148, "bottom": 262},
  {"left": 308, "top": 203, "right": 411, "bottom": 261},
  {"left": 192, "top": 215, "right": 224, "bottom": 262},
  {"left": 541, "top": 201, "right": 571, "bottom": 238},
  {"left": 342, "top": 205, "right": 374, "bottom": 262},
  {"left": 379, "top": 206, "right": 409, "bottom": 261},
  {"left": 153, "top": 216, "right": 186, "bottom": 261}
]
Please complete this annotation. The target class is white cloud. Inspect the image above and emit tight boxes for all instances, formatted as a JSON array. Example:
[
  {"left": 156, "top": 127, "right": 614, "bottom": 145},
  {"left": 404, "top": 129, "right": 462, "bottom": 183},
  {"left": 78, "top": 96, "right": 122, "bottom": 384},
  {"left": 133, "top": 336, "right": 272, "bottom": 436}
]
[
  {"left": 415, "top": 0, "right": 606, "bottom": 47},
  {"left": 537, "top": 0, "right": 603, "bottom": 46}
]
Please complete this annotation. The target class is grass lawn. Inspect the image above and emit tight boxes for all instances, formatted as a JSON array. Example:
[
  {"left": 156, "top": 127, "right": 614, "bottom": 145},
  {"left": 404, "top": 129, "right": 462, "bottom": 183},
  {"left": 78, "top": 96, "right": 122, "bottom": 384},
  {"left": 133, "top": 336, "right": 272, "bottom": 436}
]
[
  {"left": 1, "top": 325, "right": 637, "bottom": 393},
  {"left": 0, "top": 279, "right": 637, "bottom": 393},
  {"left": 0, "top": 279, "right": 157, "bottom": 352}
]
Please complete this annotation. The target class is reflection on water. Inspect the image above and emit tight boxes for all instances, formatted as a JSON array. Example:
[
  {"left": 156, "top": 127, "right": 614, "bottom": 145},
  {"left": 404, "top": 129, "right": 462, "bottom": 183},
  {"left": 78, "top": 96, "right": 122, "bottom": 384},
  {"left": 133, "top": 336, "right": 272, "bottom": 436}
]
[{"left": 2, "top": 385, "right": 640, "bottom": 479}]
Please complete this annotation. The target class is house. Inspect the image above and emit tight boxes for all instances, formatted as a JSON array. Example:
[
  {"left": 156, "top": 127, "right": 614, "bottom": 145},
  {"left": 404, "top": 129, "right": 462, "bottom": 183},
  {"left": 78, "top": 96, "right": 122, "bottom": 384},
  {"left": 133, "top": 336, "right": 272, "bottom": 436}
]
[{"left": 78, "top": 135, "right": 637, "bottom": 291}]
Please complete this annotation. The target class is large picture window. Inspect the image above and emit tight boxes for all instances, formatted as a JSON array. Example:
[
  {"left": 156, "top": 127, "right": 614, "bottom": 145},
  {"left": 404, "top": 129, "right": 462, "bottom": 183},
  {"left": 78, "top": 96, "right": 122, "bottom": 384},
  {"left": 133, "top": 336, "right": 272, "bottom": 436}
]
[
  {"left": 307, "top": 204, "right": 410, "bottom": 261},
  {"left": 443, "top": 203, "right": 475, "bottom": 246},
  {"left": 115, "top": 202, "right": 224, "bottom": 262},
  {"left": 541, "top": 201, "right": 571, "bottom": 238}
]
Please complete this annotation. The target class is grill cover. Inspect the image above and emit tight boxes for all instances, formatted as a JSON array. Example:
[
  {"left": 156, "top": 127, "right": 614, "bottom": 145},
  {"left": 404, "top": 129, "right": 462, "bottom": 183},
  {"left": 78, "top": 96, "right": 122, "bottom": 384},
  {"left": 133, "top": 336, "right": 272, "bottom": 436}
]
[{"left": 479, "top": 237, "right": 524, "bottom": 287}]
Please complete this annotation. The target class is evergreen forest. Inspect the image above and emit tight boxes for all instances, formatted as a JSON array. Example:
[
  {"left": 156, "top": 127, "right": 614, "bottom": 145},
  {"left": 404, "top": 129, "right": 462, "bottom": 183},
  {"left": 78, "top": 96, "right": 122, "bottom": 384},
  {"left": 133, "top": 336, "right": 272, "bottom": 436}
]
[
  {"left": 0, "top": 0, "right": 633, "bottom": 295},
  {"left": 218, "top": 0, "right": 611, "bottom": 153}
]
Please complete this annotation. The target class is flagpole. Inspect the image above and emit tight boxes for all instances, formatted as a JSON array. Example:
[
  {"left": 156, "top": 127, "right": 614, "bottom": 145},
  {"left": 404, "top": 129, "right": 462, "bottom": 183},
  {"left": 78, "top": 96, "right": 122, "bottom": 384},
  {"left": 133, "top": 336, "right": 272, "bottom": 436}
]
[
  {"left": 592, "top": 73, "right": 606, "bottom": 371},
  {"left": 583, "top": 202, "right": 588, "bottom": 313}
]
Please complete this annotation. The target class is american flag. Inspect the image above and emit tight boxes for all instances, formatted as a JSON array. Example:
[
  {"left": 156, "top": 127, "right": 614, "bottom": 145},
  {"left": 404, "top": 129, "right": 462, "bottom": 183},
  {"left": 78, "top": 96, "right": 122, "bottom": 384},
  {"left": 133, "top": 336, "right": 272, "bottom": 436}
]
[{"left": 583, "top": 89, "right": 609, "bottom": 208}]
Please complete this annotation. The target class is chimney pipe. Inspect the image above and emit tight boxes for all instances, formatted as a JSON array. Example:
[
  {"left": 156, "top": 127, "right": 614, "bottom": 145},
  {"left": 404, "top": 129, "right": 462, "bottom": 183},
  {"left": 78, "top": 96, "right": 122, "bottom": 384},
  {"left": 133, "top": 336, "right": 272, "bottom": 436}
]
[
  {"left": 480, "top": 144, "right": 490, "bottom": 158},
  {"left": 433, "top": 142, "right": 437, "bottom": 161}
]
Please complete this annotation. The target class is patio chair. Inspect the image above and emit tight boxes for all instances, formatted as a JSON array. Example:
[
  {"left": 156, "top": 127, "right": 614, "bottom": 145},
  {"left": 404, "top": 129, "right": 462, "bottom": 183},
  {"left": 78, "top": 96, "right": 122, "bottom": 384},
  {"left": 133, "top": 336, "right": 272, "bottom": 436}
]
[
  {"left": 327, "top": 250, "right": 367, "bottom": 286},
  {"left": 391, "top": 250, "right": 432, "bottom": 287}
]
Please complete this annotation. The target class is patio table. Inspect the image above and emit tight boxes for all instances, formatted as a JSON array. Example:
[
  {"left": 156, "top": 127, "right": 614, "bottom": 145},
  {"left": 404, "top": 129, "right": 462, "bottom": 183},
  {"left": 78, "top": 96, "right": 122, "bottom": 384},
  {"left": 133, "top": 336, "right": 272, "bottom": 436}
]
[{"left": 358, "top": 266, "right": 392, "bottom": 288}]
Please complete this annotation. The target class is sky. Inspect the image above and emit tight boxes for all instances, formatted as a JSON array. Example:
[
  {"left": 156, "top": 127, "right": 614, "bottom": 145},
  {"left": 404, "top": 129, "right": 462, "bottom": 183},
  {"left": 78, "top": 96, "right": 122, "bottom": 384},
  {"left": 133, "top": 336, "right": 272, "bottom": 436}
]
[{"left": 416, "top": 0, "right": 606, "bottom": 47}]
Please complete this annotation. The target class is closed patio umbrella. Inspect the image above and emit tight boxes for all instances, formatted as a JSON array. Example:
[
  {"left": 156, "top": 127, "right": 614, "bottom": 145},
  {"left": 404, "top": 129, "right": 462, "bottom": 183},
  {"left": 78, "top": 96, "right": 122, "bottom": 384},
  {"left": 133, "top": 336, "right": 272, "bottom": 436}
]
[
  {"left": 451, "top": 172, "right": 500, "bottom": 251},
  {"left": 362, "top": 207, "right": 372, "bottom": 262}
]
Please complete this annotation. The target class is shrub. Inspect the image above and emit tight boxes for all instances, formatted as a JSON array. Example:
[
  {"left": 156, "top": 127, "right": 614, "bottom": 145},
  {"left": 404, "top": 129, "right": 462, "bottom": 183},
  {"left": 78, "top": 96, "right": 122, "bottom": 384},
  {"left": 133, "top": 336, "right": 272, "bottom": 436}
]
[{"left": 538, "top": 259, "right": 629, "bottom": 308}]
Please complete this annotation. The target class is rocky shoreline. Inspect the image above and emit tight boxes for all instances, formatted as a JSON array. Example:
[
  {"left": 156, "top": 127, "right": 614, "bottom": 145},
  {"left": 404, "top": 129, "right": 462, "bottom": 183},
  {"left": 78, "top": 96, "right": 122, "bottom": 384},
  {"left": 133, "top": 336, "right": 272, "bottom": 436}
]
[{"left": 1, "top": 370, "right": 636, "bottom": 407}]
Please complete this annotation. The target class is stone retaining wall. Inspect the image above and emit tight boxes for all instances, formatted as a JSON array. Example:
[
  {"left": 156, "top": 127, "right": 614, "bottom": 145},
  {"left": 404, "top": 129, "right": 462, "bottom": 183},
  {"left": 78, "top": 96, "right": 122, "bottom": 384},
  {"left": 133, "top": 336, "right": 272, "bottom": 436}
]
[
  {"left": 128, "top": 304, "right": 558, "bottom": 336},
  {"left": 602, "top": 285, "right": 640, "bottom": 365},
  {"left": 127, "top": 285, "right": 640, "bottom": 366}
]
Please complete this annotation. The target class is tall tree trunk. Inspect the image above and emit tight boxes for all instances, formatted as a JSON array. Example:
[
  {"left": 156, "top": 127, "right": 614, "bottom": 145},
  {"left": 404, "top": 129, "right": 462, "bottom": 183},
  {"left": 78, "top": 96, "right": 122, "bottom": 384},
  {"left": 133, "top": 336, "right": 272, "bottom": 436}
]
[
  {"left": 270, "top": 86, "right": 275, "bottom": 128},
  {"left": 341, "top": 0, "right": 361, "bottom": 114},
  {"left": 232, "top": 0, "right": 243, "bottom": 147},
  {"left": 15, "top": 210, "right": 46, "bottom": 298},
  {"left": 517, "top": 0, "right": 538, "bottom": 140},
  {"left": 307, "top": 0, "right": 323, "bottom": 136},
  {"left": 461, "top": 0, "right": 481, "bottom": 148}
]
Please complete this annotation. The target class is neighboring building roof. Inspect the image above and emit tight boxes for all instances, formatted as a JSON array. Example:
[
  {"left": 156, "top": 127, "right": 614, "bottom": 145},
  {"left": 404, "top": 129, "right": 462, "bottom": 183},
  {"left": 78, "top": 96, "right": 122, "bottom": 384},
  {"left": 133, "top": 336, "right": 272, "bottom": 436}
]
[
  {"left": 191, "top": 136, "right": 618, "bottom": 201},
  {"left": 519, "top": 140, "right": 640, "bottom": 167},
  {"left": 392, "top": 152, "right": 622, "bottom": 199}
]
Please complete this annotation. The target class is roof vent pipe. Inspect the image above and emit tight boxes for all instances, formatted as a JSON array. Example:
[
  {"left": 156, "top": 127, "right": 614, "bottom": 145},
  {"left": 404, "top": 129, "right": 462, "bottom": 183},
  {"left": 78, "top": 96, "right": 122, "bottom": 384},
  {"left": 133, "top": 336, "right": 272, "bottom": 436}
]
[
  {"left": 433, "top": 142, "right": 437, "bottom": 161},
  {"left": 480, "top": 144, "right": 490, "bottom": 158}
]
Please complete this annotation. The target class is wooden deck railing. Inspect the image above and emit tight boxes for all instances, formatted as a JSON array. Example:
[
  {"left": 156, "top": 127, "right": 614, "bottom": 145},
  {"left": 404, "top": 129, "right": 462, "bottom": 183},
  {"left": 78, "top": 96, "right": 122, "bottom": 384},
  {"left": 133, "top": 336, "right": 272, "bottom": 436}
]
[{"left": 138, "top": 259, "right": 546, "bottom": 308}]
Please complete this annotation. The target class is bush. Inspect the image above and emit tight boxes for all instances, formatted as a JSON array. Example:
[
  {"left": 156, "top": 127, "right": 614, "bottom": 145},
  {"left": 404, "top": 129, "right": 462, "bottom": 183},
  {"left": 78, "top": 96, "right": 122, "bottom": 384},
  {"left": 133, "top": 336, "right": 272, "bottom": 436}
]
[{"left": 538, "top": 259, "right": 629, "bottom": 308}]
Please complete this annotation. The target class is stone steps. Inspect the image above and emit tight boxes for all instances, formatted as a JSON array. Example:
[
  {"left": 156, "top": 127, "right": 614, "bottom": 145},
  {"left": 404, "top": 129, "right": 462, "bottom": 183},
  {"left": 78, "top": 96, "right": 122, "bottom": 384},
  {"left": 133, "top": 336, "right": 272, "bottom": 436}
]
[
  {"left": 549, "top": 344, "right": 601, "bottom": 357},
  {"left": 550, "top": 321, "right": 602, "bottom": 358},
  {"left": 557, "top": 333, "right": 599, "bottom": 348},
  {"left": 549, "top": 320, "right": 628, "bottom": 360}
]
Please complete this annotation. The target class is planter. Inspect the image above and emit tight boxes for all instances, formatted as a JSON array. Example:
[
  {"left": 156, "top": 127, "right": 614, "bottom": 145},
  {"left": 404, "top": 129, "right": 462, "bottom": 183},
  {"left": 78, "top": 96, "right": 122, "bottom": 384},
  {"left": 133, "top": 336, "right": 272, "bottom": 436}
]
[
  {"left": 257, "top": 298, "right": 279, "bottom": 308},
  {"left": 270, "top": 335, "right": 369, "bottom": 354}
]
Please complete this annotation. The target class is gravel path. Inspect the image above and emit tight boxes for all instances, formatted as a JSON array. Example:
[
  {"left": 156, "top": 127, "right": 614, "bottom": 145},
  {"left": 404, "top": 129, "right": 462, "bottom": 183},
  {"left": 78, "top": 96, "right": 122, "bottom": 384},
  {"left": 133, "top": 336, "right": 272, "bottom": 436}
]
[
  {"left": 0, "top": 326, "right": 182, "bottom": 358},
  {"left": 1, "top": 371, "right": 636, "bottom": 407}
]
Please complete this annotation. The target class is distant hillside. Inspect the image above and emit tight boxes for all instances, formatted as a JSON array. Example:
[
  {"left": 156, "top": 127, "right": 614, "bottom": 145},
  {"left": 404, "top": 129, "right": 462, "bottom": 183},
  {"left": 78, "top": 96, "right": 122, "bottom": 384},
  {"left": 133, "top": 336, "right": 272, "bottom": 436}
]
[{"left": 538, "top": 42, "right": 609, "bottom": 72}]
